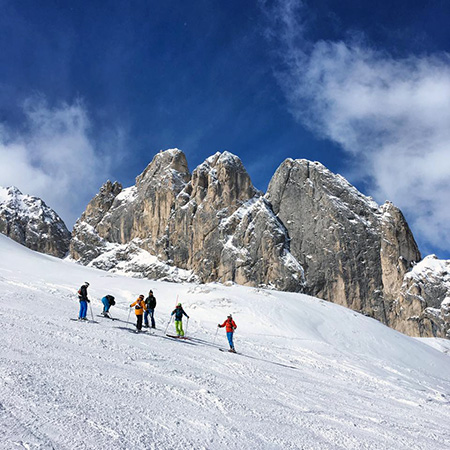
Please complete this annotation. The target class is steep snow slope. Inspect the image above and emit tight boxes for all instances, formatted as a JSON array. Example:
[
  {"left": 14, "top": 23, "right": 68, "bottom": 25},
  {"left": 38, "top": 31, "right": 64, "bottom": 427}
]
[{"left": 1, "top": 234, "right": 450, "bottom": 449}]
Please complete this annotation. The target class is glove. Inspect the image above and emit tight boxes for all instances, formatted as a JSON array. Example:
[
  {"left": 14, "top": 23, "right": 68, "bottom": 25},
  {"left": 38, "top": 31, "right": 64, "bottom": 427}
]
[
  {"left": 187, "top": 316, "right": 190, "bottom": 319},
  {"left": 129, "top": 305, "right": 133, "bottom": 308},
  {"left": 87, "top": 299, "right": 90, "bottom": 303},
  {"left": 217, "top": 324, "right": 220, "bottom": 327}
]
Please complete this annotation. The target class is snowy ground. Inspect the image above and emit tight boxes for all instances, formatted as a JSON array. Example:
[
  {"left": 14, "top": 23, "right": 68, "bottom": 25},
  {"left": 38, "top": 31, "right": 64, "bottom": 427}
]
[{"left": 1, "top": 234, "right": 450, "bottom": 449}]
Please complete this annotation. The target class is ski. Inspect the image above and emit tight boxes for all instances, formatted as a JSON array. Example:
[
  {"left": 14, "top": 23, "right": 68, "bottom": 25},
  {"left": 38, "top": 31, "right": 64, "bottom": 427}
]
[
  {"left": 219, "top": 348, "right": 238, "bottom": 354},
  {"left": 70, "top": 318, "right": 99, "bottom": 324},
  {"left": 165, "top": 334, "right": 189, "bottom": 339},
  {"left": 96, "top": 314, "right": 116, "bottom": 321}
]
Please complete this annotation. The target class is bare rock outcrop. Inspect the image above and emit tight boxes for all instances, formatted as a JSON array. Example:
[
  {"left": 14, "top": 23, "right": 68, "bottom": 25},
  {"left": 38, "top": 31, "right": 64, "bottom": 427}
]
[
  {"left": 0, "top": 186, "right": 70, "bottom": 258},
  {"left": 70, "top": 149, "right": 304, "bottom": 290},
  {"left": 266, "top": 159, "right": 421, "bottom": 328}
]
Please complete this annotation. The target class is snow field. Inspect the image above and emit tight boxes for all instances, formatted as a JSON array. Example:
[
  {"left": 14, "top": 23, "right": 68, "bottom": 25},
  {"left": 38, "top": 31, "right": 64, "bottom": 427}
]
[{"left": 1, "top": 234, "right": 450, "bottom": 449}]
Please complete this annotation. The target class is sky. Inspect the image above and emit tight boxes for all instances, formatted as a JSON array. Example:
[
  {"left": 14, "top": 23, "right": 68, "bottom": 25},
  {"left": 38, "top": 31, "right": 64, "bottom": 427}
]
[{"left": 1, "top": 0, "right": 450, "bottom": 258}]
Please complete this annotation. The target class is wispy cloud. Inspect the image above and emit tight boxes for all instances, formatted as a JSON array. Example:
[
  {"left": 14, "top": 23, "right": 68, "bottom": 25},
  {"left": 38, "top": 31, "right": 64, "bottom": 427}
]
[
  {"left": 262, "top": 0, "right": 450, "bottom": 254},
  {"left": 0, "top": 97, "right": 118, "bottom": 228}
]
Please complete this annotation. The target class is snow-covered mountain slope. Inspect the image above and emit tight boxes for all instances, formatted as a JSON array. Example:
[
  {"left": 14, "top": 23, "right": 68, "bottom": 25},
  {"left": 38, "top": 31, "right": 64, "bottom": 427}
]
[{"left": 1, "top": 234, "right": 450, "bottom": 449}]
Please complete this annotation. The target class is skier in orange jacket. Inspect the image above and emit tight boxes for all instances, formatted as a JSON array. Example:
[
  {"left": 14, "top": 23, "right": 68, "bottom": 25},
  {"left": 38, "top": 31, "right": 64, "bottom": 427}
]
[
  {"left": 218, "top": 315, "right": 237, "bottom": 352},
  {"left": 130, "top": 295, "right": 147, "bottom": 331}
]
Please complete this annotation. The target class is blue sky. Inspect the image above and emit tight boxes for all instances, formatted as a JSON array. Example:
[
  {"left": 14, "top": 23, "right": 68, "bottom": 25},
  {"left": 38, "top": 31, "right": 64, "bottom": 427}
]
[{"left": 1, "top": 0, "right": 450, "bottom": 258}]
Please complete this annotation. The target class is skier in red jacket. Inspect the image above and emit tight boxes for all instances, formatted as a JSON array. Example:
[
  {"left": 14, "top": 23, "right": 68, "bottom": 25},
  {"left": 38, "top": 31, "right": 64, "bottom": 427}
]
[{"left": 218, "top": 315, "right": 237, "bottom": 352}]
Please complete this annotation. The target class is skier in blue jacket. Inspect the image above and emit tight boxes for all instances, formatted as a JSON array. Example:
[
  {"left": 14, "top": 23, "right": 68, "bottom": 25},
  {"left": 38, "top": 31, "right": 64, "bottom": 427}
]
[{"left": 101, "top": 295, "right": 115, "bottom": 317}]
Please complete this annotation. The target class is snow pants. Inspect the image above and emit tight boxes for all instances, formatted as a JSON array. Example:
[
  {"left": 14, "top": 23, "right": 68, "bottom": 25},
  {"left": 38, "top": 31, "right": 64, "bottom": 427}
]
[
  {"left": 227, "top": 331, "right": 234, "bottom": 350},
  {"left": 101, "top": 297, "right": 110, "bottom": 313},
  {"left": 135, "top": 315, "right": 143, "bottom": 331},
  {"left": 144, "top": 309, "right": 155, "bottom": 328},
  {"left": 175, "top": 320, "right": 184, "bottom": 337},
  {"left": 79, "top": 300, "right": 88, "bottom": 319}
]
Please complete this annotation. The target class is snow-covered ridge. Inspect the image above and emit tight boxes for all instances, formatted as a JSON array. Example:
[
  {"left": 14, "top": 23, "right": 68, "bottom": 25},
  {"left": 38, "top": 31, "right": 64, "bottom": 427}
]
[
  {"left": 407, "top": 254, "right": 450, "bottom": 282},
  {"left": 0, "top": 185, "right": 70, "bottom": 257},
  {"left": 0, "top": 186, "right": 60, "bottom": 222}
]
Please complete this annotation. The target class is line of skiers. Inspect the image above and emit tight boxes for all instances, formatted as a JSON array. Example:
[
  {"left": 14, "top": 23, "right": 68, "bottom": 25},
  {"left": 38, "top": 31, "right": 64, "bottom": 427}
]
[{"left": 77, "top": 282, "right": 237, "bottom": 351}]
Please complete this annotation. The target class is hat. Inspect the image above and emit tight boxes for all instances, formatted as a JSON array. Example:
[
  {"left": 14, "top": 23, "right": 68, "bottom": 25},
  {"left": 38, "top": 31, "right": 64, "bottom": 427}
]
[
  {"left": 84, "top": 282, "right": 90, "bottom": 287},
  {"left": 149, "top": 290, "right": 153, "bottom": 294},
  {"left": 228, "top": 314, "right": 232, "bottom": 318},
  {"left": 177, "top": 302, "right": 182, "bottom": 306},
  {"left": 139, "top": 294, "right": 144, "bottom": 299}
]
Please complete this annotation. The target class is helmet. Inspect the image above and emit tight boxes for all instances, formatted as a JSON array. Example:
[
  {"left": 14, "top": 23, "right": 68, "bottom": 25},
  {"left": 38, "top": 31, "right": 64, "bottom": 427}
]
[
  {"left": 177, "top": 303, "right": 182, "bottom": 306},
  {"left": 228, "top": 314, "right": 232, "bottom": 318},
  {"left": 139, "top": 294, "right": 144, "bottom": 299},
  {"left": 149, "top": 290, "right": 153, "bottom": 294},
  {"left": 84, "top": 282, "right": 90, "bottom": 287}
]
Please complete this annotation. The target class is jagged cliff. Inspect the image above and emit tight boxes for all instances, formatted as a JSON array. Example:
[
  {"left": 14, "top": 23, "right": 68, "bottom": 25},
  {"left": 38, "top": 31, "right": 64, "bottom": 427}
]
[
  {"left": 0, "top": 186, "right": 70, "bottom": 258},
  {"left": 70, "top": 149, "right": 449, "bottom": 338},
  {"left": 70, "top": 150, "right": 304, "bottom": 289},
  {"left": 265, "top": 159, "right": 422, "bottom": 329}
]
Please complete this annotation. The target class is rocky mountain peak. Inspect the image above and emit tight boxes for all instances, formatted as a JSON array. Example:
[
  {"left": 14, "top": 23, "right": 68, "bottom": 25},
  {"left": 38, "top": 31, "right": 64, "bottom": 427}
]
[
  {"left": 189, "top": 151, "right": 259, "bottom": 209},
  {"left": 136, "top": 148, "right": 190, "bottom": 191},
  {"left": 0, "top": 185, "right": 70, "bottom": 258}
]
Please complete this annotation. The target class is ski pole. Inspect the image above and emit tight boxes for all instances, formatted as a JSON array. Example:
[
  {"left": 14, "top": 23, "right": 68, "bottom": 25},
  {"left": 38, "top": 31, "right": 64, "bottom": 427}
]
[
  {"left": 213, "top": 326, "right": 219, "bottom": 345},
  {"left": 185, "top": 317, "right": 189, "bottom": 337},
  {"left": 127, "top": 307, "right": 132, "bottom": 329},
  {"left": 89, "top": 301, "right": 94, "bottom": 322},
  {"left": 164, "top": 315, "right": 173, "bottom": 334}
]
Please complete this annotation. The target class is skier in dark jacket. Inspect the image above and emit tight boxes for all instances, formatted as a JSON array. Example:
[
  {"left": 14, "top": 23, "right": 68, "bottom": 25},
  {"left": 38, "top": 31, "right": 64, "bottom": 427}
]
[
  {"left": 144, "top": 290, "right": 157, "bottom": 328},
  {"left": 218, "top": 315, "right": 237, "bottom": 352},
  {"left": 101, "top": 295, "right": 115, "bottom": 317},
  {"left": 171, "top": 303, "right": 189, "bottom": 337},
  {"left": 78, "top": 282, "right": 90, "bottom": 320}
]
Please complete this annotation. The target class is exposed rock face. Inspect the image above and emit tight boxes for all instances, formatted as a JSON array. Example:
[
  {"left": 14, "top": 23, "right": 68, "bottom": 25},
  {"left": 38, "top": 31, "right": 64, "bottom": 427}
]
[
  {"left": 70, "top": 180, "right": 123, "bottom": 264},
  {"left": 0, "top": 186, "right": 70, "bottom": 258},
  {"left": 266, "top": 159, "right": 421, "bottom": 328},
  {"left": 70, "top": 149, "right": 304, "bottom": 290}
]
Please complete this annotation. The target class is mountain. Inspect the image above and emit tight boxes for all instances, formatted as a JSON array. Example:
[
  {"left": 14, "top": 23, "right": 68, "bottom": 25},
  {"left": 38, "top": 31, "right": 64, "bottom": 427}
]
[
  {"left": 0, "top": 185, "right": 70, "bottom": 257},
  {"left": 70, "top": 149, "right": 448, "bottom": 339},
  {"left": 1, "top": 233, "right": 450, "bottom": 449},
  {"left": 70, "top": 149, "right": 304, "bottom": 290}
]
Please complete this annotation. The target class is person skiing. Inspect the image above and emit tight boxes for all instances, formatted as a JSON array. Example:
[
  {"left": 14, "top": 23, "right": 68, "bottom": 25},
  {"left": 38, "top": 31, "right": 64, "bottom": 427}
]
[
  {"left": 171, "top": 303, "right": 189, "bottom": 337},
  {"left": 101, "top": 295, "right": 115, "bottom": 317},
  {"left": 144, "top": 290, "right": 157, "bottom": 328},
  {"left": 77, "top": 282, "right": 90, "bottom": 320},
  {"left": 218, "top": 314, "right": 237, "bottom": 352},
  {"left": 130, "top": 295, "right": 147, "bottom": 331}
]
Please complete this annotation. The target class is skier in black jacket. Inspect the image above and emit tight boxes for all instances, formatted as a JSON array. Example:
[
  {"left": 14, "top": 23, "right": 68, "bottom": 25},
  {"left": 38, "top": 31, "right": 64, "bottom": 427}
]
[
  {"left": 77, "top": 282, "right": 90, "bottom": 320},
  {"left": 144, "top": 290, "right": 157, "bottom": 328}
]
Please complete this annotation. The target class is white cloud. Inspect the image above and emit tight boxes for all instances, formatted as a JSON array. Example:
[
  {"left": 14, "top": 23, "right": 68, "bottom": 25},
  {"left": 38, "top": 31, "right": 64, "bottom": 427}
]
[
  {"left": 263, "top": 0, "right": 450, "bottom": 254},
  {"left": 0, "top": 98, "right": 113, "bottom": 228}
]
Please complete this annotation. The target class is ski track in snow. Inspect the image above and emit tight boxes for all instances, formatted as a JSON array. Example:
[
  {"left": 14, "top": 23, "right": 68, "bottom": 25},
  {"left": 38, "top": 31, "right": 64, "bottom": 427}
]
[{"left": 1, "top": 234, "right": 450, "bottom": 449}]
